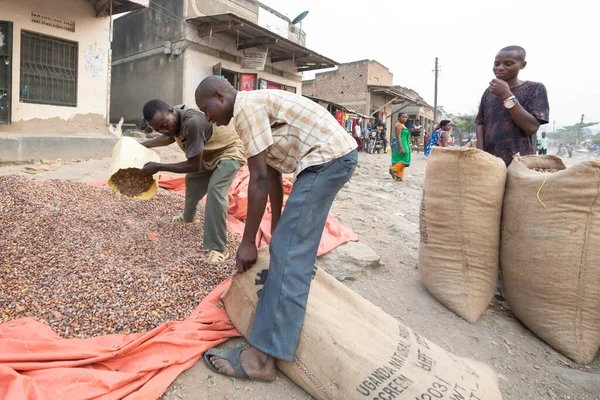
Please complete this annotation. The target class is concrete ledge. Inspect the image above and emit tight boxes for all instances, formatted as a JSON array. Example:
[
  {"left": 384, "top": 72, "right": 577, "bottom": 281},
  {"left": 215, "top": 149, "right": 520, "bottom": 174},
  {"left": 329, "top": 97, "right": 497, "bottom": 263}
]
[{"left": 0, "top": 134, "right": 117, "bottom": 162}]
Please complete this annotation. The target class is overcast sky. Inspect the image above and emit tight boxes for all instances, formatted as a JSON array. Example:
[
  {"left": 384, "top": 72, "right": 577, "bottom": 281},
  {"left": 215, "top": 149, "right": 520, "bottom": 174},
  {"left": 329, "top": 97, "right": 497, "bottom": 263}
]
[{"left": 261, "top": 0, "right": 599, "bottom": 130}]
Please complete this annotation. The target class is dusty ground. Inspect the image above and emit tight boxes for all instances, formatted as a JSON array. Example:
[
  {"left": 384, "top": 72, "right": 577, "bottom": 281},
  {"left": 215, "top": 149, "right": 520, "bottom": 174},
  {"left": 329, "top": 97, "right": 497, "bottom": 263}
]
[{"left": 1, "top": 145, "right": 598, "bottom": 400}]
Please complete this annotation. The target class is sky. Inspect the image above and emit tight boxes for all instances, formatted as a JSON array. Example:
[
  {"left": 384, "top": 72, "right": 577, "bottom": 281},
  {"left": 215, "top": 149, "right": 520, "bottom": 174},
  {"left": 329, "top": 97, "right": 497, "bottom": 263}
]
[{"left": 260, "top": 0, "right": 600, "bottom": 131}]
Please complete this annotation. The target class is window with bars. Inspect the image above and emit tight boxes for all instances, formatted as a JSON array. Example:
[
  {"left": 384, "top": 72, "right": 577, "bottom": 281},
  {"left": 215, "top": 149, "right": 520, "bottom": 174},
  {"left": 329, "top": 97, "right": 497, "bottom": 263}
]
[{"left": 20, "top": 31, "right": 78, "bottom": 107}]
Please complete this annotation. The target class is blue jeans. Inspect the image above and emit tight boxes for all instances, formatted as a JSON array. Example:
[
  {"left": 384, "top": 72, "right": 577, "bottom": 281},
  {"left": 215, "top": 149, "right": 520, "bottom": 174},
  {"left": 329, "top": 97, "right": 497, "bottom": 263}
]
[{"left": 249, "top": 150, "right": 358, "bottom": 361}]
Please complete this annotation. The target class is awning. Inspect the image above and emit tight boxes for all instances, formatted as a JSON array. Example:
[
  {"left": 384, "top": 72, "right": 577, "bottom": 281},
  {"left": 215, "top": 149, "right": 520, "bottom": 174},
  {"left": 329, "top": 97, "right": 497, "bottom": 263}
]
[
  {"left": 369, "top": 85, "right": 415, "bottom": 104},
  {"left": 90, "top": 0, "right": 149, "bottom": 17},
  {"left": 303, "top": 95, "right": 350, "bottom": 113},
  {"left": 186, "top": 13, "right": 338, "bottom": 72},
  {"left": 369, "top": 85, "right": 434, "bottom": 109}
]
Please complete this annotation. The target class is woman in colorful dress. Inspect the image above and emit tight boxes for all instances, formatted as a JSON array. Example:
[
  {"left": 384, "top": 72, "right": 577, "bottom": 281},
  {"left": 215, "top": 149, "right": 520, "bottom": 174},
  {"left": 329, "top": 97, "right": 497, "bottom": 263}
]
[
  {"left": 389, "top": 113, "right": 411, "bottom": 181},
  {"left": 424, "top": 124, "right": 440, "bottom": 157}
]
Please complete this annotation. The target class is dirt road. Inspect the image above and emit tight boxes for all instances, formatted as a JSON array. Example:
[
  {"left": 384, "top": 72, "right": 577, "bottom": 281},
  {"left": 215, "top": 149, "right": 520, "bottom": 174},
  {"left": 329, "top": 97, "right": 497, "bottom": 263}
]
[{"left": 1, "top": 149, "right": 598, "bottom": 400}]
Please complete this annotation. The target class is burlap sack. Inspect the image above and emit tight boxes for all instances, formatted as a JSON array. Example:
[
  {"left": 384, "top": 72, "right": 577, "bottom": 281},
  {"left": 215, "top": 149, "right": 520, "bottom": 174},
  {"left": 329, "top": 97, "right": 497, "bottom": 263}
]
[
  {"left": 418, "top": 147, "right": 507, "bottom": 323},
  {"left": 222, "top": 249, "right": 502, "bottom": 400},
  {"left": 501, "top": 155, "right": 600, "bottom": 364}
]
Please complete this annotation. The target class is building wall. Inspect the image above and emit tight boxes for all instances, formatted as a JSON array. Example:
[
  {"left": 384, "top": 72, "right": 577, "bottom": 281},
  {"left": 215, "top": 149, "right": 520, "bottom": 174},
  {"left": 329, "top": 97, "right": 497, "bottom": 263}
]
[
  {"left": 302, "top": 79, "right": 316, "bottom": 96},
  {"left": 300, "top": 60, "right": 395, "bottom": 116},
  {"left": 367, "top": 61, "right": 393, "bottom": 86},
  {"left": 304, "top": 61, "right": 369, "bottom": 114},
  {"left": 181, "top": 43, "right": 301, "bottom": 108},
  {"left": 186, "top": 0, "right": 306, "bottom": 46},
  {"left": 186, "top": 0, "right": 259, "bottom": 22},
  {"left": 111, "top": 0, "right": 303, "bottom": 122},
  {"left": 110, "top": 0, "right": 185, "bottom": 123},
  {"left": 0, "top": 0, "right": 111, "bottom": 133}
]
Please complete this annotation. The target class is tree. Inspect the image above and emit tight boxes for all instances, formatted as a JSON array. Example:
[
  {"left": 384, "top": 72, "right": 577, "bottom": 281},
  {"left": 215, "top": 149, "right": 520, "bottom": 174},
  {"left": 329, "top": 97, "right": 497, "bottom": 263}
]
[
  {"left": 453, "top": 113, "right": 477, "bottom": 145},
  {"left": 548, "top": 121, "right": 597, "bottom": 143}
]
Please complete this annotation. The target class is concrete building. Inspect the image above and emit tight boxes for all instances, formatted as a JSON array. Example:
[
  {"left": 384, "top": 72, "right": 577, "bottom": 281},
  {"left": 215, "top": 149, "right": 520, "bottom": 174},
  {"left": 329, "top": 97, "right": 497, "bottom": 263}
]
[
  {"left": 390, "top": 86, "right": 436, "bottom": 134},
  {"left": 0, "top": 0, "right": 148, "bottom": 161},
  {"left": 302, "top": 59, "right": 436, "bottom": 135},
  {"left": 110, "top": 0, "right": 337, "bottom": 124}
]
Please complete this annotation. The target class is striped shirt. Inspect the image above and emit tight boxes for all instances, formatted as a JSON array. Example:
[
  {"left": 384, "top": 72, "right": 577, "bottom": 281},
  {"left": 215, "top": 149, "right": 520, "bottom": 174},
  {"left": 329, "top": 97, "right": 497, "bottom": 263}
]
[{"left": 232, "top": 90, "right": 357, "bottom": 177}]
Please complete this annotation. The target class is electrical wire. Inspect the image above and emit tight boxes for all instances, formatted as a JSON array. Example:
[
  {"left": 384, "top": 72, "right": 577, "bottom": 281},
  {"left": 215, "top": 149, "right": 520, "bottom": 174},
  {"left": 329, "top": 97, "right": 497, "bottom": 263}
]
[{"left": 147, "top": 1, "right": 235, "bottom": 47}]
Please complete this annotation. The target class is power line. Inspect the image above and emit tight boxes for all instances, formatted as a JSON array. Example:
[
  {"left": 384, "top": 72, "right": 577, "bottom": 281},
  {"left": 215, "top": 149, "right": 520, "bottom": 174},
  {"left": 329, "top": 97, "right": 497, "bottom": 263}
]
[
  {"left": 147, "top": 3, "right": 196, "bottom": 37},
  {"left": 146, "top": 2, "right": 234, "bottom": 46}
]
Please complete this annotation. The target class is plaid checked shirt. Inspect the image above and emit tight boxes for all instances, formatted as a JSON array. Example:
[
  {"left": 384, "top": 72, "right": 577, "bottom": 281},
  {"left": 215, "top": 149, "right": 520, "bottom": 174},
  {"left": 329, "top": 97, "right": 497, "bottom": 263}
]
[{"left": 232, "top": 90, "right": 357, "bottom": 178}]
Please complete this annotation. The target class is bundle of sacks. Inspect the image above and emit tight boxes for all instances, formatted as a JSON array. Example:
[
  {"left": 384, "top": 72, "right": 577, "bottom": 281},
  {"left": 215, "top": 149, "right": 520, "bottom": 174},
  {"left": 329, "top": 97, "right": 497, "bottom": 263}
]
[
  {"left": 419, "top": 148, "right": 600, "bottom": 365},
  {"left": 223, "top": 250, "right": 503, "bottom": 400}
]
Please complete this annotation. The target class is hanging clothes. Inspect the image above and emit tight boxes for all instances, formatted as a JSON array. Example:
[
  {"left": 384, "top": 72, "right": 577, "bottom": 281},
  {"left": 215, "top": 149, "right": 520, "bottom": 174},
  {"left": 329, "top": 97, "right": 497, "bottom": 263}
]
[{"left": 335, "top": 110, "right": 343, "bottom": 126}]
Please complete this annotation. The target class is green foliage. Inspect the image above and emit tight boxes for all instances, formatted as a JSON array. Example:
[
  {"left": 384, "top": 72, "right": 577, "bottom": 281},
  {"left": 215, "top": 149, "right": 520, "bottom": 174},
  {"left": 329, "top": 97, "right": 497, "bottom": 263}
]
[
  {"left": 452, "top": 113, "right": 477, "bottom": 144},
  {"left": 453, "top": 114, "right": 477, "bottom": 135},
  {"left": 548, "top": 121, "right": 597, "bottom": 142}
]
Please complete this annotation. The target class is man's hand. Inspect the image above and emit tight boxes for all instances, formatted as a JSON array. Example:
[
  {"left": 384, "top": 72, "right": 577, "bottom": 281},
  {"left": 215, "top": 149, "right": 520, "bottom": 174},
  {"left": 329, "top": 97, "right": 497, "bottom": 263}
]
[
  {"left": 489, "top": 79, "right": 512, "bottom": 100},
  {"left": 236, "top": 240, "right": 258, "bottom": 273},
  {"left": 140, "top": 162, "right": 161, "bottom": 175}
]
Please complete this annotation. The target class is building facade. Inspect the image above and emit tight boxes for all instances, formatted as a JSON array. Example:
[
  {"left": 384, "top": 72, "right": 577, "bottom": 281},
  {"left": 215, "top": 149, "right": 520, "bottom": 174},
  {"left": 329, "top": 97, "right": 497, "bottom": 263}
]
[
  {"left": 111, "top": 0, "right": 336, "bottom": 124},
  {"left": 0, "top": 0, "right": 147, "bottom": 134},
  {"left": 302, "top": 59, "right": 435, "bottom": 136}
]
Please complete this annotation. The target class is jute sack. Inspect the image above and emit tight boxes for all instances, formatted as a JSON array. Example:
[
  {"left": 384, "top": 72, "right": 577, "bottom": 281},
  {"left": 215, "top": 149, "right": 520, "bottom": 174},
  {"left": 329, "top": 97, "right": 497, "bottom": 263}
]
[
  {"left": 418, "top": 147, "right": 507, "bottom": 323},
  {"left": 222, "top": 249, "right": 502, "bottom": 400},
  {"left": 501, "top": 155, "right": 600, "bottom": 364}
]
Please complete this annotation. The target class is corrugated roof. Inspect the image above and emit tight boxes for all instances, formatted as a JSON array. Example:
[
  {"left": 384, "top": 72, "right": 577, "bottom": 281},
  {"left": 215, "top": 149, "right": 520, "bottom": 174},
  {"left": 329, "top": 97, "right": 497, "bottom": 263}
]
[{"left": 186, "top": 13, "right": 338, "bottom": 72}]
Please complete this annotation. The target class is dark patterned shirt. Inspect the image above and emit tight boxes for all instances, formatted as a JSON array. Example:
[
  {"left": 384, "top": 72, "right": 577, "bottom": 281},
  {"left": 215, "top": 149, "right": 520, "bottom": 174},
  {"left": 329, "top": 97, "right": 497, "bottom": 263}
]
[{"left": 476, "top": 81, "right": 549, "bottom": 165}]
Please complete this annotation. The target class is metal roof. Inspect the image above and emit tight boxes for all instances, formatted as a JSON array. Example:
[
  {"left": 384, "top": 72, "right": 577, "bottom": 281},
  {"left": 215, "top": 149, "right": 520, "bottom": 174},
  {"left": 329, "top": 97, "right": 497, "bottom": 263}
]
[
  {"left": 186, "top": 13, "right": 338, "bottom": 72},
  {"left": 369, "top": 85, "right": 432, "bottom": 108}
]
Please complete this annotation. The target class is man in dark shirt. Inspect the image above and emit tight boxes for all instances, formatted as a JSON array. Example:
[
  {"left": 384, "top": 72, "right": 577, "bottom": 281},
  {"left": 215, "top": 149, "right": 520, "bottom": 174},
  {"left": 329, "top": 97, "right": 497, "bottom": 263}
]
[
  {"left": 139, "top": 99, "right": 245, "bottom": 263},
  {"left": 476, "top": 46, "right": 550, "bottom": 165}
]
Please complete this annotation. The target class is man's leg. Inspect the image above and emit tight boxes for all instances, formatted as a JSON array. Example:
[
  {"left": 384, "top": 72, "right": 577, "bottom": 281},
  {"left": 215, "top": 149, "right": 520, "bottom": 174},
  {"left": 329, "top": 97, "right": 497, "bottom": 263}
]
[
  {"left": 203, "top": 159, "right": 242, "bottom": 252},
  {"left": 182, "top": 166, "right": 211, "bottom": 223},
  {"left": 208, "top": 151, "right": 357, "bottom": 379},
  {"left": 250, "top": 150, "right": 358, "bottom": 361}
]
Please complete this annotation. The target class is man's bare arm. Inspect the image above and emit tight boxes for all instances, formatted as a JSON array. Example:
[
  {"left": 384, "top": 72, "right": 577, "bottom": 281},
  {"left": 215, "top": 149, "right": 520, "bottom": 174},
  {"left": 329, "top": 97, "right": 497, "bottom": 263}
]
[
  {"left": 140, "top": 135, "right": 175, "bottom": 148},
  {"left": 476, "top": 125, "right": 485, "bottom": 150}
]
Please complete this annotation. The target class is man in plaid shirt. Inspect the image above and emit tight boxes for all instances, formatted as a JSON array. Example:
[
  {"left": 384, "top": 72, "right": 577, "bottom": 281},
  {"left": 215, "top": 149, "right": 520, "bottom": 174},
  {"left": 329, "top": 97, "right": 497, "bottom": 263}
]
[{"left": 195, "top": 76, "right": 358, "bottom": 381}]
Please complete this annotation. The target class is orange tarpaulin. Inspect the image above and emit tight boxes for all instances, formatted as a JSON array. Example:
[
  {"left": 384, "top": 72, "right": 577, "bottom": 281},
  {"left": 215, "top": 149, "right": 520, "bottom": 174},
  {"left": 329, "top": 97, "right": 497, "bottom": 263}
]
[
  {"left": 158, "top": 166, "right": 358, "bottom": 256},
  {"left": 1, "top": 167, "right": 358, "bottom": 399},
  {"left": 0, "top": 280, "right": 238, "bottom": 400}
]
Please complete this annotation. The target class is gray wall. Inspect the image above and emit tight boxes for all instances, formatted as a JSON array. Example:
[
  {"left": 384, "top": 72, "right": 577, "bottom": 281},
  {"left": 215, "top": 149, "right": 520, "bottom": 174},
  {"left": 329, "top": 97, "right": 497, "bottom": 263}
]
[{"left": 110, "top": 0, "right": 186, "bottom": 124}]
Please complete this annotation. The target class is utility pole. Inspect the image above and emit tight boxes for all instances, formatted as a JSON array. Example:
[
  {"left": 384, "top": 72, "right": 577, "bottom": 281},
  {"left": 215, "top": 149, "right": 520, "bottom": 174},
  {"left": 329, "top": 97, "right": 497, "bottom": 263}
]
[
  {"left": 433, "top": 57, "right": 440, "bottom": 124},
  {"left": 579, "top": 114, "right": 585, "bottom": 143},
  {"left": 552, "top": 120, "right": 555, "bottom": 132}
]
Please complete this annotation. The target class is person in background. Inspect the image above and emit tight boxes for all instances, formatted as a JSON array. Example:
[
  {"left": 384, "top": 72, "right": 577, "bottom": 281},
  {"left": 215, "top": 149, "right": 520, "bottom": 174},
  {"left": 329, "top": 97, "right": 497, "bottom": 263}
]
[
  {"left": 195, "top": 76, "right": 357, "bottom": 382},
  {"left": 424, "top": 124, "right": 440, "bottom": 157},
  {"left": 389, "top": 113, "right": 411, "bottom": 181},
  {"left": 375, "top": 119, "right": 388, "bottom": 152},
  {"left": 423, "top": 130, "right": 430, "bottom": 149},
  {"left": 410, "top": 120, "right": 423, "bottom": 154},
  {"left": 139, "top": 99, "right": 245, "bottom": 263},
  {"left": 557, "top": 142, "right": 566, "bottom": 157},
  {"left": 476, "top": 45, "right": 550, "bottom": 166},
  {"left": 353, "top": 119, "right": 363, "bottom": 151},
  {"left": 361, "top": 121, "right": 371, "bottom": 152},
  {"left": 437, "top": 120, "right": 453, "bottom": 147},
  {"left": 568, "top": 143, "right": 574, "bottom": 158},
  {"left": 537, "top": 131, "right": 549, "bottom": 155}
]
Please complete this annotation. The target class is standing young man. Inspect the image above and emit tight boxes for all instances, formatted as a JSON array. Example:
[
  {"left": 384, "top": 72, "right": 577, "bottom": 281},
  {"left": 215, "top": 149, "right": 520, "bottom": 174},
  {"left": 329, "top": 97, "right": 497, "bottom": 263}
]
[
  {"left": 410, "top": 120, "right": 423, "bottom": 153},
  {"left": 476, "top": 46, "right": 550, "bottom": 165},
  {"left": 139, "top": 99, "right": 245, "bottom": 263},
  {"left": 537, "top": 131, "right": 549, "bottom": 155},
  {"left": 195, "top": 76, "right": 357, "bottom": 381},
  {"left": 353, "top": 119, "right": 363, "bottom": 151}
]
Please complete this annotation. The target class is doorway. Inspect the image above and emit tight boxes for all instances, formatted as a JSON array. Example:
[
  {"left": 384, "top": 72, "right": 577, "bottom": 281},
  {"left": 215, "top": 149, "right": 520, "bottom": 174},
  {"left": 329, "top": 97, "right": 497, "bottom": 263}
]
[{"left": 0, "top": 21, "right": 12, "bottom": 124}]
